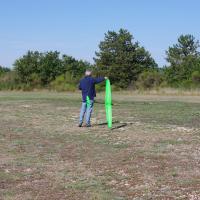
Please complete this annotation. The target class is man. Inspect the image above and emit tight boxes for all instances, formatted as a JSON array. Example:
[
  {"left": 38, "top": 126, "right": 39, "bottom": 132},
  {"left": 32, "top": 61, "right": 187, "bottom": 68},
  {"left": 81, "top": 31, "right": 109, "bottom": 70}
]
[{"left": 78, "top": 70, "right": 107, "bottom": 127}]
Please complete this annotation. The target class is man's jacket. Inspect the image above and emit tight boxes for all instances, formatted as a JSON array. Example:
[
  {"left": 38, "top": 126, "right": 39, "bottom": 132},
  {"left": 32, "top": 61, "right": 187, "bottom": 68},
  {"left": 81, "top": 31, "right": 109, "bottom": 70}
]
[{"left": 79, "top": 76, "right": 105, "bottom": 102}]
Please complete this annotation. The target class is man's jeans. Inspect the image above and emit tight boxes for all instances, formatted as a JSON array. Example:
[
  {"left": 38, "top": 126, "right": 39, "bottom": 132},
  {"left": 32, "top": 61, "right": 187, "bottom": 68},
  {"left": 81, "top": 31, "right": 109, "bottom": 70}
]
[{"left": 79, "top": 100, "right": 94, "bottom": 125}]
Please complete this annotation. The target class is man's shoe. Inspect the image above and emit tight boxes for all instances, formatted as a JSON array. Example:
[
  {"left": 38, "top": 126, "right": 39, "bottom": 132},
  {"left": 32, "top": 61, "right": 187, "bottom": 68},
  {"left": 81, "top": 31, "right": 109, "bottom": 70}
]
[
  {"left": 78, "top": 123, "right": 82, "bottom": 127},
  {"left": 86, "top": 124, "right": 91, "bottom": 127}
]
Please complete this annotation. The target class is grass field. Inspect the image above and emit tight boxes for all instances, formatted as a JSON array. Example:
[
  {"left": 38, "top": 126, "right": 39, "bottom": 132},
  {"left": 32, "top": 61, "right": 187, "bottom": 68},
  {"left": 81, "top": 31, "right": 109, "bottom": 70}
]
[{"left": 1, "top": 91, "right": 200, "bottom": 200}]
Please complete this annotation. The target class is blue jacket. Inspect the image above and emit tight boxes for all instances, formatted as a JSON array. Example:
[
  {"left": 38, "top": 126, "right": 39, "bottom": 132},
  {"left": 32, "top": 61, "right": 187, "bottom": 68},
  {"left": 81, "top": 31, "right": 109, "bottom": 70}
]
[{"left": 79, "top": 76, "right": 105, "bottom": 102}]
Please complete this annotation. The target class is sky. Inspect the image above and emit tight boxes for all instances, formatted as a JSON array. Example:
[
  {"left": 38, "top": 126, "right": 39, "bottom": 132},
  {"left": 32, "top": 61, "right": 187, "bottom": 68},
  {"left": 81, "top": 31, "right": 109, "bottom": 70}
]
[{"left": 0, "top": 0, "right": 200, "bottom": 68}]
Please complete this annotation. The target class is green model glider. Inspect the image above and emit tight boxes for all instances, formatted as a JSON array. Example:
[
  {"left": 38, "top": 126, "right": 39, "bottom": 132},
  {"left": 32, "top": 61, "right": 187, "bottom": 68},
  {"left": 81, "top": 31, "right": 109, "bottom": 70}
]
[
  {"left": 86, "top": 95, "right": 91, "bottom": 108},
  {"left": 105, "top": 79, "right": 112, "bottom": 128}
]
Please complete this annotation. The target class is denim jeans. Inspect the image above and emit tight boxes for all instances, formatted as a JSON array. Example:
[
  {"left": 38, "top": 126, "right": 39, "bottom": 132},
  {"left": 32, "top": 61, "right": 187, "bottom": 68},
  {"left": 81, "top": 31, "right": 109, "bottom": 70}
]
[{"left": 79, "top": 100, "right": 94, "bottom": 125}]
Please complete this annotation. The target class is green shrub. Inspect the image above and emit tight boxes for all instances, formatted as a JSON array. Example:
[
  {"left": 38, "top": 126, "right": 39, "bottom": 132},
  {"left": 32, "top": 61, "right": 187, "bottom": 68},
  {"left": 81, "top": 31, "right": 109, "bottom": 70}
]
[
  {"left": 50, "top": 73, "right": 77, "bottom": 91},
  {"left": 179, "top": 80, "right": 193, "bottom": 89},
  {"left": 192, "top": 71, "right": 200, "bottom": 85},
  {"left": 0, "top": 71, "right": 17, "bottom": 90},
  {"left": 95, "top": 82, "right": 105, "bottom": 92},
  {"left": 29, "top": 73, "right": 42, "bottom": 88},
  {"left": 111, "top": 84, "right": 121, "bottom": 91},
  {"left": 136, "top": 71, "right": 163, "bottom": 89}
]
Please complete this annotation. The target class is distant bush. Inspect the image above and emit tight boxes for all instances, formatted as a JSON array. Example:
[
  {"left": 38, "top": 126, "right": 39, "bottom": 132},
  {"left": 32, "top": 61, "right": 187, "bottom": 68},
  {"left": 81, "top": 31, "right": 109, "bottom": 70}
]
[
  {"left": 95, "top": 82, "right": 105, "bottom": 92},
  {"left": 136, "top": 71, "right": 163, "bottom": 89},
  {"left": 191, "top": 71, "right": 200, "bottom": 85},
  {"left": 13, "top": 51, "right": 91, "bottom": 89},
  {"left": 179, "top": 80, "right": 193, "bottom": 89},
  {"left": 50, "top": 73, "right": 77, "bottom": 92},
  {"left": 0, "top": 66, "right": 10, "bottom": 76},
  {"left": 0, "top": 71, "right": 17, "bottom": 90}
]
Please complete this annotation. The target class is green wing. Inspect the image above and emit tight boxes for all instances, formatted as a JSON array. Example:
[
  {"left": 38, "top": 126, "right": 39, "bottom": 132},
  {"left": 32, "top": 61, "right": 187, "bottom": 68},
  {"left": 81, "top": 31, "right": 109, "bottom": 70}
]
[
  {"left": 105, "top": 79, "right": 112, "bottom": 128},
  {"left": 86, "top": 95, "right": 91, "bottom": 107}
]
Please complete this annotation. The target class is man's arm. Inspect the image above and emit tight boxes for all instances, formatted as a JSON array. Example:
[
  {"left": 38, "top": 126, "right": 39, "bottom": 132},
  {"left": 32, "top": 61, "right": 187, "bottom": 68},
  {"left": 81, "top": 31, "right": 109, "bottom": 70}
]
[{"left": 93, "top": 77, "right": 107, "bottom": 84}]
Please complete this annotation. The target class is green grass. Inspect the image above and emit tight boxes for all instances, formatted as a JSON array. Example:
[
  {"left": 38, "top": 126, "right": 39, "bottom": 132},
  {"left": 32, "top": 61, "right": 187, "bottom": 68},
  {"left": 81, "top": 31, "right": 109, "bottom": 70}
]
[{"left": 117, "top": 101, "right": 200, "bottom": 128}]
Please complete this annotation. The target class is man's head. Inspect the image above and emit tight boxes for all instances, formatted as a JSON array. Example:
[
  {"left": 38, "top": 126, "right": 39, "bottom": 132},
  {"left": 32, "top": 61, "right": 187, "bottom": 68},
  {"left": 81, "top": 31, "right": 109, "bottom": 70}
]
[{"left": 85, "top": 70, "right": 92, "bottom": 76}]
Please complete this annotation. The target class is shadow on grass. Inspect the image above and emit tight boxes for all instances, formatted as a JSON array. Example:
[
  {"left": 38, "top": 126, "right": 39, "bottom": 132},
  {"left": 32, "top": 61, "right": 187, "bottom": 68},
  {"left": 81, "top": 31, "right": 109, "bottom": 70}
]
[{"left": 95, "top": 121, "right": 128, "bottom": 130}]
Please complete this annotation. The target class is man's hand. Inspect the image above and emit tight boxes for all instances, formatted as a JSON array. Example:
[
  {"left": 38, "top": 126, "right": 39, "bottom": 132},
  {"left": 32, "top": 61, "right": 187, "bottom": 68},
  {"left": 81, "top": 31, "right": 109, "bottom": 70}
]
[{"left": 104, "top": 77, "right": 108, "bottom": 80}]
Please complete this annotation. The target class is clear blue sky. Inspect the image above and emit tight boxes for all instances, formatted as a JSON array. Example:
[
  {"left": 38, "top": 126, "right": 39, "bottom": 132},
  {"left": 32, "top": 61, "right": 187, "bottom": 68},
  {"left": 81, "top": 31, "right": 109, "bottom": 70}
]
[{"left": 1, "top": 0, "right": 200, "bottom": 68}]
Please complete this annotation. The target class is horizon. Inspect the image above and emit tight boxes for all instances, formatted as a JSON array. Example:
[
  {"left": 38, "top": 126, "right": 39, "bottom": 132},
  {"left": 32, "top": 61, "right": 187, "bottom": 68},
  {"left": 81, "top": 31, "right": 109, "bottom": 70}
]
[{"left": 1, "top": 0, "right": 200, "bottom": 68}]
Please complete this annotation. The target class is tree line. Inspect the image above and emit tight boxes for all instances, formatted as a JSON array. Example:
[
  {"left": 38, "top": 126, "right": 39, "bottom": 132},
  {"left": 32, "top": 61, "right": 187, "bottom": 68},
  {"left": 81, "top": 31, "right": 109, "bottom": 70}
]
[
  {"left": 0, "top": 52, "right": 91, "bottom": 91},
  {"left": 1, "top": 29, "right": 200, "bottom": 91}
]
